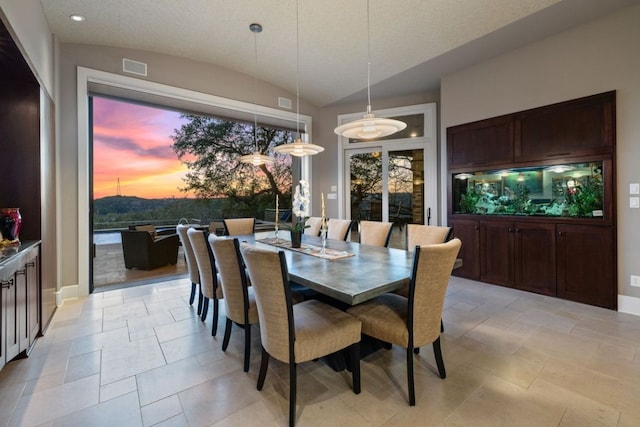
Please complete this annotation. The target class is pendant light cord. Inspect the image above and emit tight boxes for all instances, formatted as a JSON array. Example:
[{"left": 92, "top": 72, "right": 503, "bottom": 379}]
[
  {"left": 366, "top": 0, "right": 372, "bottom": 115},
  {"left": 253, "top": 27, "right": 258, "bottom": 152},
  {"left": 296, "top": 0, "right": 301, "bottom": 138}
]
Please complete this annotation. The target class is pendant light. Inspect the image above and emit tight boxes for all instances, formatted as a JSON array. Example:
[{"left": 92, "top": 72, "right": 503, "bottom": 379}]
[
  {"left": 334, "top": 0, "right": 406, "bottom": 140},
  {"left": 274, "top": 0, "right": 324, "bottom": 157},
  {"left": 239, "top": 23, "right": 274, "bottom": 166}
]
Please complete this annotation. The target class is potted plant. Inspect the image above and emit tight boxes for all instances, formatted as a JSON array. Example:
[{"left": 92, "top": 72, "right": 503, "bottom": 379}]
[{"left": 284, "top": 180, "right": 310, "bottom": 247}]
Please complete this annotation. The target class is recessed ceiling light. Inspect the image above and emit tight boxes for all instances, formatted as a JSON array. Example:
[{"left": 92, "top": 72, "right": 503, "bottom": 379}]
[{"left": 70, "top": 14, "right": 86, "bottom": 22}]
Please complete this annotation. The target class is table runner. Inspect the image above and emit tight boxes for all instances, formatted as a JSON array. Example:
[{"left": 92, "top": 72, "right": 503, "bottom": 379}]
[{"left": 257, "top": 237, "right": 355, "bottom": 260}]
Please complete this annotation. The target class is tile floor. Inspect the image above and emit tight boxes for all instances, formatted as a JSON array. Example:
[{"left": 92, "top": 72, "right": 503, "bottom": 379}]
[{"left": 1, "top": 276, "right": 640, "bottom": 426}]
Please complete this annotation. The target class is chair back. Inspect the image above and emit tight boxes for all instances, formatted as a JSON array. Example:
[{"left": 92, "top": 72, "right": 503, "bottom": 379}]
[
  {"left": 327, "top": 218, "right": 351, "bottom": 241},
  {"left": 304, "top": 217, "right": 323, "bottom": 236},
  {"left": 210, "top": 237, "right": 250, "bottom": 324},
  {"left": 409, "top": 238, "right": 461, "bottom": 347},
  {"left": 240, "top": 243, "right": 294, "bottom": 363},
  {"left": 405, "top": 224, "right": 453, "bottom": 251},
  {"left": 187, "top": 228, "right": 217, "bottom": 299},
  {"left": 359, "top": 220, "right": 393, "bottom": 247},
  {"left": 223, "top": 218, "right": 255, "bottom": 236},
  {"left": 176, "top": 224, "right": 199, "bottom": 283}
]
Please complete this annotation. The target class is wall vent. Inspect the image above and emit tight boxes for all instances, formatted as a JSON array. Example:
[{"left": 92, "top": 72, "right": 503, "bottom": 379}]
[
  {"left": 278, "top": 97, "right": 292, "bottom": 109},
  {"left": 122, "top": 58, "right": 148, "bottom": 76}
]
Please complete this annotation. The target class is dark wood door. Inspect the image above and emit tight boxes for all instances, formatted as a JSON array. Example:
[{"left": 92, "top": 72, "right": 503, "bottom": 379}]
[
  {"left": 557, "top": 224, "right": 615, "bottom": 309},
  {"left": 514, "top": 222, "right": 556, "bottom": 295},
  {"left": 448, "top": 116, "right": 514, "bottom": 169},
  {"left": 480, "top": 221, "right": 515, "bottom": 287},
  {"left": 449, "top": 219, "right": 480, "bottom": 280},
  {"left": 515, "top": 91, "right": 615, "bottom": 161}
]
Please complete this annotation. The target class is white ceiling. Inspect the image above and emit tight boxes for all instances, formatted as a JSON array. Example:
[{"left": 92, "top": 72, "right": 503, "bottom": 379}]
[{"left": 40, "top": 0, "right": 640, "bottom": 107}]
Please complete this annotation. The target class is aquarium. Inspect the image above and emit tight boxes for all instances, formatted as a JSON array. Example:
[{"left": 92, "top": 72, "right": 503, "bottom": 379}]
[{"left": 451, "top": 161, "right": 604, "bottom": 218}]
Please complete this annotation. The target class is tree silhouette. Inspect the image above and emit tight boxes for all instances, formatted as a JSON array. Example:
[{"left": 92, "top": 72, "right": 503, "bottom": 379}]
[{"left": 171, "top": 114, "right": 293, "bottom": 216}]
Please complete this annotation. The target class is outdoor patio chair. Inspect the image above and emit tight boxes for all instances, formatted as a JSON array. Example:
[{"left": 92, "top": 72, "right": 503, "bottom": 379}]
[{"left": 120, "top": 229, "right": 179, "bottom": 270}]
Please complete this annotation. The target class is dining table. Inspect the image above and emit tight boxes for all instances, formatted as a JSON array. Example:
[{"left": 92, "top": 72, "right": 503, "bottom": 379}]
[{"left": 239, "top": 230, "right": 462, "bottom": 306}]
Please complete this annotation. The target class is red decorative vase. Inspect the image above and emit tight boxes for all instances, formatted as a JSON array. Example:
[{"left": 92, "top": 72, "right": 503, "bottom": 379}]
[{"left": 0, "top": 208, "right": 22, "bottom": 242}]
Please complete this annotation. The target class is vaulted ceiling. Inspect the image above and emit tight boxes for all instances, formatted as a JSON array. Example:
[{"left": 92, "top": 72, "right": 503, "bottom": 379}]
[{"left": 40, "top": 0, "right": 640, "bottom": 107}]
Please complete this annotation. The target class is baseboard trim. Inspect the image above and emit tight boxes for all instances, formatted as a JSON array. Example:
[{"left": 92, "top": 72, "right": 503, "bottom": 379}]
[
  {"left": 56, "top": 284, "right": 79, "bottom": 306},
  {"left": 618, "top": 294, "right": 640, "bottom": 316}
]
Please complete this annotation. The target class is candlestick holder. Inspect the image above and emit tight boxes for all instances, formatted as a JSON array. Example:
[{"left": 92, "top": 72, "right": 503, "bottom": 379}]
[
  {"left": 320, "top": 226, "right": 327, "bottom": 254},
  {"left": 274, "top": 223, "right": 279, "bottom": 243}
]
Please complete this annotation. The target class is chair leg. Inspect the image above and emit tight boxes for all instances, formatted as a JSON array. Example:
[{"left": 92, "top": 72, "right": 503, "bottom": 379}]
[
  {"left": 197, "top": 288, "right": 204, "bottom": 315},
  {"left": 200, "top": 298, "right": 209, "bottom": 322},
  {"left": 433, "top": 337, "right": 446, "bottom": 379},
  {"left": 189, "top": 282, "right": 196, "bottom": 305},
  {"left": 289, "top": 362, "right": 297, "bottom": 427},
  {"left": 212, "top": 297, "right": 219, "bottom": 337},
  {"left": 441, "top": 319, "right": 444, "bottom": 333},
  {"left": 350, "top": 343, "right": 361, "bottom": 394},
  {"left": 257, "top": 347, "right": 270, "bottom": 390},
  {"left": 406, "top": 347, "right": 416, "bottom": 406},
  {"left": 221, "top": 318, "right": 233, "bottom": 351},
  {"left": 244, "top": 324, "right": 251, "bottom": 373}
]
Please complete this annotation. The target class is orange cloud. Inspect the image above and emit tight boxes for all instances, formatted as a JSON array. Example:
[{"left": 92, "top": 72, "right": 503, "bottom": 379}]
[{"left": 92, "top": 97, "right": 193, "bottom": 199}]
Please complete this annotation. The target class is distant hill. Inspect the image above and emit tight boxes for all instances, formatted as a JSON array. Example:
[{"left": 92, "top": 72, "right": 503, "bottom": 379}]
[{"left": 93, "top": 196, "right": 224, "bottom": 229}]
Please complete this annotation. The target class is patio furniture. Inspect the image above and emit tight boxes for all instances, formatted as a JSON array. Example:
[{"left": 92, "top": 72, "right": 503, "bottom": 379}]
[{"left": 120, "top": 229, "right": 179, "bottom": 270}]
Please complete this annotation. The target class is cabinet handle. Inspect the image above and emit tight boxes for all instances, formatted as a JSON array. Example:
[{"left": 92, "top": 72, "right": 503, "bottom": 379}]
[
  {"left": 547, "top": 152, "right": 571, "bottom": 157},
  {"left": 16, "top": 269, "right": 26, "bottom": 276},
  {"left": 1, "top": 278, "right": 13, "bottom": 289},
  {"left": 26, "top": 261, "right": 35, "bottom": 267},
  {"left": 558, "top": 231, "right": 564, "bottom": 236}
]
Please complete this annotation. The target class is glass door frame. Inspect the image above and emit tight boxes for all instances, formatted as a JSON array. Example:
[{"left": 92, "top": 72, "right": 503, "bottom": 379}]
[{"left": 337, "top": 103, "right": 438, "bottom": 225}]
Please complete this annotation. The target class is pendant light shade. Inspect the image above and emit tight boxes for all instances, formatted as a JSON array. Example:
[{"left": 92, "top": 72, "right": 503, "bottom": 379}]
[
  {"left": 239, "top": 23, "right": 274, "bottom": 166},
  {"left": 274, "top": 0, "right": 324, "bottom": 157},
  {"left": 334, "top": 0, "right": 406, "bottom": 140}
]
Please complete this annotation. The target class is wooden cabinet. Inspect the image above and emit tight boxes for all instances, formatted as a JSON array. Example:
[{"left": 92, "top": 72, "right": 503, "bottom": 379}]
[
  {"left": 557, "top": 224, "right": 615, "bottom": 309},
  {"left": 479, "top": 220, "right": 556, "bottom": 295},
  {"left": 447, "top": 116, "right": 513, "bottom": 169},
  {"left": 0, "top": 242, "right": 41, "bottom": 371},
  {"left": 515, "top": 92, "right": 615, "bottom": 162},
  {"left": 449, "top": 218, "right": 480, "bottom": 280},
  {"left": 514, "top": 222, "right": 556, "bottom": 296}
]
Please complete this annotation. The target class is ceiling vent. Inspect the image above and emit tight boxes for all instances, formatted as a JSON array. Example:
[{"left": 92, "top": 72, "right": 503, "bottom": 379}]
[
  {"left": 122, "top": 58, "right": 147, "bottom": 76},
  {"left": 278, "top": 97, "right": 292, "bottom": 109}
]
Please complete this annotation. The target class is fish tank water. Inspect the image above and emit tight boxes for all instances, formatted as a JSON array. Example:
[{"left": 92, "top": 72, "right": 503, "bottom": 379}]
[{"left": 451, "top": 161, "right": 604, "bottom": 218}]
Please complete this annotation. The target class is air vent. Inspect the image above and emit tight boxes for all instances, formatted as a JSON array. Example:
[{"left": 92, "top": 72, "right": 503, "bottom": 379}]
[
  {"left": 122, "top": 58, "right": 148, "bottom": 76},
  {"left": 278, "top": 97, "right": 292, "bottom": 109}
]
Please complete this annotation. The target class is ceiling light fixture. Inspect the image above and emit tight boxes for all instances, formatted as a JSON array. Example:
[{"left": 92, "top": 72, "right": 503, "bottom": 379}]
[
  {"left": 239, "top": 23, "right": 274, "bottom": 166},
  {"left": 70, "top": 14, "right": 85, "bottom": 22},
  {"left": 333, "top": 0, "right": 406, "bottom": 140},
  {"left": 274, "top": 0, "right": 324, "bottom": 157}
]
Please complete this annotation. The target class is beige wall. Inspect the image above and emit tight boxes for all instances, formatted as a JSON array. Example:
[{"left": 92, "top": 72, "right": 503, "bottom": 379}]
[{"left": 441, "top": 4, "right": 640, "bottom": 307}]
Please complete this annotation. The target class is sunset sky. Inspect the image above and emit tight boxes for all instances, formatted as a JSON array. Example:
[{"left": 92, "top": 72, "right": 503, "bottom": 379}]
[{"left": 92, "top": 97, "right": 192, "bottom": 199}]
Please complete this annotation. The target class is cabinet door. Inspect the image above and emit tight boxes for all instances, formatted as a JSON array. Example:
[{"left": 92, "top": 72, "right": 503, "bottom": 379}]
[
  {"left": 480, "top": 221, "right": 514, "bottom": 287},
  {"left": 514, "top": 223, "right": 556, "bottom": 295},
  {"left": 449, "top": 219, "right": 480, "bottom": 280},
  {"left": 557, "top": 225, "right": 615, "bottom": 309},
  {"left": 448, "top": 116, "right": 514, "bottom": 169},
  {"left": 26, "top": 252, "right": 40, "bottom": 345},
  {"left": 1, "top": 271, "right": 10, "bottom": 370},
  {"left": 14, "top": 267, "right": 28, "bottom": 353},
  {"left": 4, "top": 271, "right": 19, "bottom": 361},
  {"left": 515, "top": 91, "right": 615, "bottom": 161}
]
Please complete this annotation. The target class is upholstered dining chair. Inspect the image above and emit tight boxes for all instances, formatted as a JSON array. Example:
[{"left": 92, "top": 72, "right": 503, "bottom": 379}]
[
  {"left": 176, "top": 224, "right": 202, "bottom": 313},
  {"left": 304, "top": 216, "right": 322, "bottom": 236},
  {"left": 358, "top": 220, "right": 393, "bottom": 247},
  {"left": 240, "top": 243, "right": 362, "bottom": 427},
  {"left": 326, "top": 218, "right": 351, "bottom": 241},
  {"left": 187, "top": 228, "right": 223, "bottom": 336},
  {"left": 223, "top": 218, "right": 255, "bottom": 236},
  {"left": 347, "top": 238, "right": 462, "bottom": 406},
  {"left": 406, "top": 224, "right": 453, "bottom": 251},
  {"left": 209, "top": 236, "right": 259, "bottom": 372}
]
